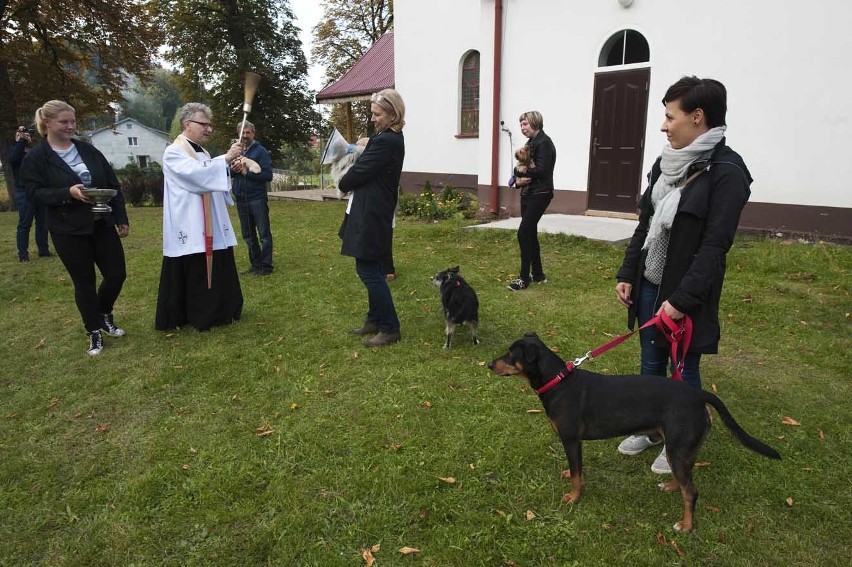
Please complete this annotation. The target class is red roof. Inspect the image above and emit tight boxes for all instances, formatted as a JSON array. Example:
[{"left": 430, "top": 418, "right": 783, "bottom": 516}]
[{"left": 315, "top": 32, "right": 395, "bottom": 103}]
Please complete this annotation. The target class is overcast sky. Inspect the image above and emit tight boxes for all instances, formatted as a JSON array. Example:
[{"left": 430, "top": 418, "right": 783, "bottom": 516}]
[{"left": 289, "top": 0, "right": 325, "bottom": 92}]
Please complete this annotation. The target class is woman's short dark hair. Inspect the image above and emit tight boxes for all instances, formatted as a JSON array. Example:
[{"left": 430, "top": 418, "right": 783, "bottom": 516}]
[{"left": 662, "top": 76, "right": 727, "bottom": 128}]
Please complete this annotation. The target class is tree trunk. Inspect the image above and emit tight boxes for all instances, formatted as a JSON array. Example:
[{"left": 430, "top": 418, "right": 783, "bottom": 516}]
[{"left": 0, "top": 59, "right": 20, "bottom": 209}]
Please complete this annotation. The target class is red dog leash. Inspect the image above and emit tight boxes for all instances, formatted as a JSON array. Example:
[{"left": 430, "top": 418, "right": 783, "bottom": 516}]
[{"left": 536, "top": 312, "right": 693, "bottom": 394}]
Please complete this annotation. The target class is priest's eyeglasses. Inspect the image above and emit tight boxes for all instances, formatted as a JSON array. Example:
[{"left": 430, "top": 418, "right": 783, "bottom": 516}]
[{"left": 188, "top": 120, "right": 213, "bottom": 129}]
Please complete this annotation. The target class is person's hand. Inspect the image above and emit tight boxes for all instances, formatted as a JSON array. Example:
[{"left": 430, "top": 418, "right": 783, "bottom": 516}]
[
  {"left": 355, "top": 137, "right": 369, "bottom": 146},
  {"left": 15, "top": 130, "right": 31, "bottom": 143},
  {"left": 657, "top": 300, "right": 684, "bottom": 321},
  {"left": 69, "top": 184, "right": 93, "bottom": 203},
  {"left": 615, "top": 282, "right": 633, "bottom": 307},
  {"left": 515, "top": 176, "right": 531, "bottom": 187},
  {"left": 225, "top": 141, "right": 243, "bottom": 163},
  {"left": 116, "top": 224, "right": 130, "bottom": 238},
  {"left": 230, "top": 158, "right": 247, "bottom": 175}
]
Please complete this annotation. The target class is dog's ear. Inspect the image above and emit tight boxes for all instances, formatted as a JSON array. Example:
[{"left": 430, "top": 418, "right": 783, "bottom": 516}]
[
  {"left": 449, "top": 266, "right": 459, "bottom": 274},
  {"left": 521, "top": 342, "right": 538, "bottom": 365},
  {"left": 523, "top": 331, "right": 539, "bottom": 338}
]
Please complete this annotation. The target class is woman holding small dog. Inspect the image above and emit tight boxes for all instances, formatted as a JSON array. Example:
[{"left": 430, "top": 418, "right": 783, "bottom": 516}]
[
  {"left": 508, "top": 110, "right": 556, "bottom": 291},
  {"left": 339, "top": 88, "right": 406, "bottom": 347},
  {"left": 614, "top": 76, "right": 753, "bottom": 474}
]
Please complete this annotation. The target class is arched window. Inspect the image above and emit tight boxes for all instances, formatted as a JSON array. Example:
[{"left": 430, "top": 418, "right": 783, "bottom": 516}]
[
  {"left": 460, "top": 50, "right": 480, "bottom": 136},
  {"left": 599, "top": 30, "right": 649, "bottom": 67}
]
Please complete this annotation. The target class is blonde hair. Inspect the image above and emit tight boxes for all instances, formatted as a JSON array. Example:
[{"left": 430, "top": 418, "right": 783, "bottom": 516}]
[
  {"left": 519, "top": 110, "right": 544, "bottom": 131},
  {"left": 371, "top": 88, "right": 406, "bottom": 132},
  {"left": 34, "top": 100, "right": 75, "bottom": 136}
]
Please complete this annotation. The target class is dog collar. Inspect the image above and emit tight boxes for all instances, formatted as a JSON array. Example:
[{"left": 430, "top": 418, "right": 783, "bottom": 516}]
[{"left": 535, "top": 362, "right": 575, "bottom": 394}]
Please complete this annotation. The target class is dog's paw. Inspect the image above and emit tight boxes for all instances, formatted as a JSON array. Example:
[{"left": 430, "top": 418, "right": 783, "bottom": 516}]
[
  {"left": 673, "top": 520, "right": 693, "bottom": 533},
  {"left": 658, "top": 479, "right": 679, "bottom": 493},
  {"left": 561, "top": 492, "right": 581, "bottom": 504}
]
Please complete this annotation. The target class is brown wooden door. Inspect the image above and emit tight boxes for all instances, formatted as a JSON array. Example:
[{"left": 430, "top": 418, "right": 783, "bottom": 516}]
[{"left": 587, "top": 68, "right": 650, "bottom": 213}]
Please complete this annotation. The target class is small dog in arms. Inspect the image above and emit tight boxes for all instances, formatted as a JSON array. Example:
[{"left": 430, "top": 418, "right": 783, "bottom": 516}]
[
  {"left": 322, "top": 127, "right": 364, "bottom": 197},
  {"left": 432, "top": 266, "right": 480, "bottom": 349},
  {"left": 509, "top": 145, "right": 533, "bottom": 188}
]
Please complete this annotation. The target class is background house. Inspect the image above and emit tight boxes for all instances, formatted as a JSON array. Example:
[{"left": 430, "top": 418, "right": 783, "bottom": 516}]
[
  {"left": 394, "top": 0, "right": 852, "bottom": 238},
  {"left": 89, "top": 118, "right": 170, "bottom": 169}
]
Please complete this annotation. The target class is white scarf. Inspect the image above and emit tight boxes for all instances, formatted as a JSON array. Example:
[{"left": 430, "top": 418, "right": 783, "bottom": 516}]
[{"left": 643, "top": 126, "right": 726, "bottom": 250}]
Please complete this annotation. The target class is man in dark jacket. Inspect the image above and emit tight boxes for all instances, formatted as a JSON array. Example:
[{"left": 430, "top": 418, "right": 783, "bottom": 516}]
[
  {"left": 231, "top": 121, "right": 274, "bottom": 275},
  {"left": 7, "top": 126, "right": 50, "bottom": 261},
  {"left": 613, "top": 76, "right": 753, "bottom": 474}
]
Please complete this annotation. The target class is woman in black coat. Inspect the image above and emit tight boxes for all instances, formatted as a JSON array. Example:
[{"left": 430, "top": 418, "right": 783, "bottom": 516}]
[
  {"left": 613, "top": 77, "right": 752, "bottom": 474},
  {"left": 19, "top": 100, "right": 130, "bottom": 356},
  {"left": 508, "top": 110, "right": 556, "bottom": 291},
  {"left": 339, "top": 89, "right": 406, "bottom": 347}
]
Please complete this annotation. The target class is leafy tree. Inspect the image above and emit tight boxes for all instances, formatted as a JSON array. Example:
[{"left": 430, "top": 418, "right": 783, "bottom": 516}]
[
  {"left": 0, "top": 0, "right": 164, "bottom": 203},
  {"left": 121, "top": 68, "right": 184, "bottom": 133},
  {"left": 155, "top": 0, "right": 321, "bottom": 162},
  {"left": 312, "top": 0, "right": 393, "bottom": 139}
]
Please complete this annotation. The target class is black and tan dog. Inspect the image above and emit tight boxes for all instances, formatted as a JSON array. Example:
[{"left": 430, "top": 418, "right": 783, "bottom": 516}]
[
  {"left": 431, "top": 266, "right": 480, "bottom": 349},
  {"left": 488, "top": 332, "right": 781, "bottom": 532}
]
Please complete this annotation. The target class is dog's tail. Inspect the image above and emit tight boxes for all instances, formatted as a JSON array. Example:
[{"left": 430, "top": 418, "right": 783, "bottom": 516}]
[{"left": 702, "top": 391, "right": 781, "bottom": 460}]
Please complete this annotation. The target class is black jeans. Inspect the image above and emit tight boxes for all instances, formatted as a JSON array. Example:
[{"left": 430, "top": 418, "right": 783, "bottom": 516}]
[
  {"left": 517, "top": 192, "right": 552, "bottom": 281},
  {"left": 51, "top": 221, "right": 127, "bottom": 332}
]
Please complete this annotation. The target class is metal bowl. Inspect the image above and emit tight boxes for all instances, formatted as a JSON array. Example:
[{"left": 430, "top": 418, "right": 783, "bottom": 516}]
[
  {"left": 81, "top": 188, "right": 118, "bottom": 215},
  {"left": 81, "top": 188, "right": 118, "bottom": 200}
]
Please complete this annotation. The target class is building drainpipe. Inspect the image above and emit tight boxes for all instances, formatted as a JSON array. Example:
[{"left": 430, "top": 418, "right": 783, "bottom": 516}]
[{"left": 489, "top": 0, "right": 504, "bottom": 214}]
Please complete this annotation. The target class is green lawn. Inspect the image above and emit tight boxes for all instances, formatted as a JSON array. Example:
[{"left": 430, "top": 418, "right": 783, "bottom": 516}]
[{"left": 1, "top": 201, "right": 850, "bottom": 566}]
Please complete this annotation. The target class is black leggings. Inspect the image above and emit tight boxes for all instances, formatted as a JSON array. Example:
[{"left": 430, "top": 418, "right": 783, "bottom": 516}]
[
  {"left": 51, "top": 221, "right": 126, "bottom": 332},
  {"left": 517, "top": 193, "right": 552, "bottom": 281}
]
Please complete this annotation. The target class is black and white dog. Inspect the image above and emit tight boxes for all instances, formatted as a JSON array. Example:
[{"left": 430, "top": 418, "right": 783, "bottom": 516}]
[{"left": 432, "top": 266, "right": 480, "bottom": 349}]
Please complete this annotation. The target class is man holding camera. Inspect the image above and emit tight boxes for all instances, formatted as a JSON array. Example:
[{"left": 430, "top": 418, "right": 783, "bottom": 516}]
[{"left": 7, "top": 126, "right": 51, "bottom": 261}]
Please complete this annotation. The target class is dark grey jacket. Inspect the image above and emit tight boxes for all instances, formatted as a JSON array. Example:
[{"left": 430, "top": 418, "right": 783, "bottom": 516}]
[
  {"left": 339, "top": 130, "right": 404, "bottom": 261},
  {"left": 19, "top": 139, "right": 128, "bottom": 235},
  {"left": 616, "top": 138, "right": 752, "bottom": 353}
]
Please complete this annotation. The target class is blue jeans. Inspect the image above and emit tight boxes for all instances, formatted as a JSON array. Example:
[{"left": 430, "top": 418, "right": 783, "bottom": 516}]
[
  {"left": 638, "top": 278, "right": 701, "bottom": 389},
  {"left": 15, "top": 190, "right": 49, "bottom": 259},
  {"left": 236, "top": 198, "right": 273, "bottom": 270},
  {"left": 355, "top": 258, "right": 400, "bottom": 333}
]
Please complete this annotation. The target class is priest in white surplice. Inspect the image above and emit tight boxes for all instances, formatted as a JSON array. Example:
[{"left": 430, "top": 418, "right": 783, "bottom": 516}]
[{"left": 155, "top": 102, "right": 246, "bottom": 331}]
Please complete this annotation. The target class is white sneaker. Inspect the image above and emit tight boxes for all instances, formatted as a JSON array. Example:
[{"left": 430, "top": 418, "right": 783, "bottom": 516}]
[
  {"left": 617, "top": 434, "right": 663, "bottom": 456},
  {"left": 651, "top": 447, "right": 671, "bottom": 474}
]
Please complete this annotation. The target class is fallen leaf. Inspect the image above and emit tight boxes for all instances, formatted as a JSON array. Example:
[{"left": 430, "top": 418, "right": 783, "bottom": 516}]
[
  {"left": 526, "top": 409, "right": 543, "bottom": 414},
  {"left": 34, "top": 337, "right": 46, "bottom": 349},
  {"left": 360, "top": 547, "right": 376, "bottom": 566},
  {"left": 468, "top": 463, "right": 475, "bottom": 470},
  {"left": 254, "top": 423, "right": 274, "bottom": 436},
  {"left": 47, "top": 398, "right": 60, "bottom": 409},
  {"left": 818, "top": 429, "right": 825, "bottom": 440},
  {"left": 671, "top": 540, "right": 684, "bottom": 557},
  {"left": 182, "top": 464, "right": 189, "bottom": 470},
  {"left": 705, "top": 505, "right": 721, "bottom": 512},
  {"left": 785, "top": 497, "right": 794, "bottom": 507},
  {"left": 561, "top": 469, "right": 572, "bottom": 479},
  {"left": 601, "top": 523, "right": 612, "bottom": 530},
  {"left": 695, "top": 461, "right": 711, "bottom": 467},
  {"left": 290, "top": 403, "right": 299, "bottom": 410},
  {"left": 746, "top": 523, "right": 756, "bottom": 533},
  {"left": 711, "top": 383, "right": 718, "bottom": 393},
  {"left": 496, "top": 509, "right": 506, "bottom": 518},
  {"left": 95, "top": 424, "right": 109, "bottom": 433},
  {"left": 399, "top": 546, "right": 420, "bottom": 555},
  {"left": 781, "top": 416, "right": 801, "bottom": 426},
  {"left": 478, "top": 360, "right": 486, "bottom": 366},
  {"left": 419, "top": 509, "right": 429, "bottom": 519},
  {"left": 525, "top": 510, "right": 536, "bottom": 521},
  {"left": 655, "top": 532, "right": 667, "bottom": 546},
  {"left": 421, "top": 401, "right": 432, "bottom": 408},
  {"left": 438, "top": 476, "right": 456, "bottom": 484}
]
